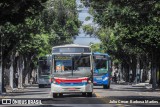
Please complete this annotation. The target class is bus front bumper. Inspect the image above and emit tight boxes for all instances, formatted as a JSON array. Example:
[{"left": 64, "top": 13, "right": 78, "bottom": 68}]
[
  {"left": 38, "top": 78, "right": 50, "bottom": 85},
  {"left": 93, "top": 80, "right": 109, "bottom": 85},
  {"left": 51, "top": 83, "right": 93, "bottom": 93}
]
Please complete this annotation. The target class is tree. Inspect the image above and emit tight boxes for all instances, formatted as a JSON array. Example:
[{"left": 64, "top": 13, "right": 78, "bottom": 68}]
[
  {"left": 81, "top": 0, "right": 160, "bottom": 86},
  {"left": 1, "top": 0, "right": 80, "bottom": 92},
  {"left": 41, "top": 0, "right": 81, "bottom": 45}
]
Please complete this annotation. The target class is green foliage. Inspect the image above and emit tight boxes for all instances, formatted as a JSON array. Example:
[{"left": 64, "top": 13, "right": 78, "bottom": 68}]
[
  {"left": 82, "top": 0, "right": 160, "bottom": 62},
  {"left": 78, "top": 4, "right": 84, "bottom": 8},
  {"left": 82, "top": 25, "right": 94, "bottom": 36},
  {"left": 90, "top": 43, "right": 105, "bottom": 53},
  {"left": 1, "top": 0, "right": 80, "bottom": 67},
  {"left": 0, "top": 0, "right": 47, "bottom": 25},
  {"left": 85, "top": 16, "right": 91, "bottom": 21},
  {"left": 41, "top": 0, "right": 81, "bottom": 45}
]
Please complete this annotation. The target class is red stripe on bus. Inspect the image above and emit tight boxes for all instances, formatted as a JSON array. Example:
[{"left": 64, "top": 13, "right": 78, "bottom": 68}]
[{"left": 54, "top": 77, "right": 88, "bottom": 84}]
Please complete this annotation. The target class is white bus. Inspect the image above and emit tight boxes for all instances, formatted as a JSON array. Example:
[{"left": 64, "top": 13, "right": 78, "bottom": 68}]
[
  {"left": 38, "top": 54, "right": 52, "bottom": 88},
  {"left": 51, "top": 44, "right": 93, "bottom": 98}
]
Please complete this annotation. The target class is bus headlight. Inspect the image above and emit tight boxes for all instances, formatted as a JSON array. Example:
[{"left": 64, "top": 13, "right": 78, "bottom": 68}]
[
  {"left": 87, "top": 80, "right": 92, "bottom": 84},
  {"left": 53, "top": 81, "right": 56, "bottom": 84},
  {"left": 51, "top": 78, "right": 56, "bottom": 84},
  {"left": 39, "top": 78, "right": 44, "bottom": 82},
  {"left": 103, "top": 77, "right": 109, "bottom": 81}
]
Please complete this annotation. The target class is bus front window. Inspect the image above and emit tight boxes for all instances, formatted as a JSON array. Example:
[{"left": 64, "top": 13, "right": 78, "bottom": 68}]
[
  {"left": 54, "top": 56, "right": 72, "bottom": 72},
  {"left": 74, "top": 55, "right": 90, "bottom": 69},
  {"left": 53, "top": 55, "right": 91, "bottom": 77},
  {"left": 39, "top": 61, "right": 50, "bottom": 75},
  {"left": 94, "top": 59, "right": 108, "bottom": 74}
]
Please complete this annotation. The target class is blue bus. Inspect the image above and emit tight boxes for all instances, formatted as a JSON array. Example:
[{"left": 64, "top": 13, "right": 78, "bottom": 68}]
[{"left": 93, "top": 52, "right": 112, "bottom": 89}]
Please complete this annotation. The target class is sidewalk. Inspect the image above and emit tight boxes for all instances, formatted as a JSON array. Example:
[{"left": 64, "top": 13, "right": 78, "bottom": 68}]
[
  {"left": 23, "top": 83, "right": 38, "bottom": 88},
  {"left": 132, "top": 82, "right": 150, "bottom": 87},
  {"left": 131, "top": 82, "right": 160, "bottom": 92},
  {"left": 0, "top": 84, "right": 38, "bottom": 98},
  {"left": 114, "top": 81, "right": 160, "bottom": 91},
  {"left": 0, "top": 88, "right": 29, "bottom": 98}
]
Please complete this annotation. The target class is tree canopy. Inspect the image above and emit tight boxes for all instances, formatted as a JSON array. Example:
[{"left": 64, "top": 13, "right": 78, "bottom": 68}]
[
  {"left": 81, "top": 0, "right": 160, "bottom": 61},
  {"left": 1, "top": 0, "right": 80, "bottom": 66}
]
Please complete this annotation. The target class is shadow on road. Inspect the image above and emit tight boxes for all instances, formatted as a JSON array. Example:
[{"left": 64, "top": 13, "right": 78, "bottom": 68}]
[
  {"left": 109, "top": 87, "right": 159, "bottom": 92},
  {"left": 109, "top": 88, "right": 147, "bottom": 92},
  {"left": 52, "top": 93, "right": 97, "bottom": 98},
  {"left": 107, "top": 95, "right": 160, "bottom": 100},
  {"left": 0, "top": 102, "right": 72, "bottom": 107}
]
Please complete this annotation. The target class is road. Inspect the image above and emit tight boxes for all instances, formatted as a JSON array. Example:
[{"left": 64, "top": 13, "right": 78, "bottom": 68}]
[{"left": 0, "top": 84, "right": 160, "bottom": 107}]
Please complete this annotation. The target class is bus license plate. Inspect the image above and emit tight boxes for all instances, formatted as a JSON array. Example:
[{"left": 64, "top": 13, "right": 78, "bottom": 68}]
[
  {"left": 68, "top": 88, "right": 76, "bottom": 90},
  {"left": 96, "top": 77, "right": 102, "bottom": 80}
]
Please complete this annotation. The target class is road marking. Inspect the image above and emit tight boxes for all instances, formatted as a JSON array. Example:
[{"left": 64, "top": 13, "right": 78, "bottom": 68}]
[
  {"left": 94, "top": 92, "right": 103, "bottom": 98},
  {"left": 0, "top": 94, "right": 7, "bottom": 98},
  {"left": 0, "top": 96, "right": 5, "bottom": 98},
  {"left": 116, "top": 104, "right": 125, "bottom": 107},
  {"left": 94, "top": 92, "right": 107, "bottom": 103},
  {"left": 94, "top": 92, "right": 125, "bottom": 107}
]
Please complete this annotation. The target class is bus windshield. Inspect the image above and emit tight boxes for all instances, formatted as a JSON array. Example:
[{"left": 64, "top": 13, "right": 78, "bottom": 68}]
[
  {"left": 94, "top": 55, "right": 108, "bottom": 74},
  {"left": 39, "top": 60, "right": 50, "bottom": 76},
  {"left": 53, "top": 54, "right": 91, "bottom": 77}
]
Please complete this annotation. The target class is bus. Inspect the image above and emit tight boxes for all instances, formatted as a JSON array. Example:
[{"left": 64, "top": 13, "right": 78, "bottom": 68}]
[
  {"left": 93, "top": 52, "right": 112, "bottom": 89},
  {"left": 38, "top": 54, "right": 52, "bottom": 88},
  {"left": 50, "top": 44, "right": 93, "bottom": 98}
]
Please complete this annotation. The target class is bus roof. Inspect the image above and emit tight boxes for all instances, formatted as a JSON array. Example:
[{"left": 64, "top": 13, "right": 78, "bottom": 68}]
[
  {"left": 93, "top": 52, "right": 110, "bottom": 57},
  {"left": 52, "top": 44, "right": 90, "bottom": 49},
  {"left": 46, "top": 54, "right": 52, "bottom": 56},
  {"left": 38, "top": 54, "right": 52, "bottom": 60}
]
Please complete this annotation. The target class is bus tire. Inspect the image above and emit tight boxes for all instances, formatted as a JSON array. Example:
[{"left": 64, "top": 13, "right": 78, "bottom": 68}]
[
  {"left": 82, "top": 92, "right": 86, "bottom": 97},
  {"left": 103, "top": 85, "right": 110, "bottom": 89},
  {"left": 39, "top": 84, "right": 43, "bottom": 88},
  {"left": 59, "top": 93, "right": 63, "bottom": 97},
  {"left": 53, "top": 93, "right": 58, "bottom": 98},
  {"left": 87, "top": 92, "right": 92, "bottom": 97}
]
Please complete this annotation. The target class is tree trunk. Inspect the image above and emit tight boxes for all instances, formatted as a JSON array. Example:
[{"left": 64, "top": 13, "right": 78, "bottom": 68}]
[
  {"left": 0, "top": 58, "right": 2, "bottom": 93},
  {"left": 151, "top": 49, "right": 157, "bottom": 89},
  {"left": 118, "top": 63, "right": 122, "bottom": 81},
  {"left": 136, "top": 56, "right": 140, "bottom": 83},
  {"left": 23, "top": 55, "right": 32, "bottom": 85},
  {"left": 121, "top": 62, "right": 125, "bottom": 81},
  {"left": 1, "top": 59, "right": 6, "bottom": 92},
  {"left": 142, "top": 54, "right": 149, "bottom": 82},
  {"left": 18, "top": 55, "right": 23, "bottom": 88},
  {"left": 123, "top": 61, "right": 129, "bottom": 82},
  {"left": 9, "top": 53, "right": 14, "bottom": 89},
  {"left": 157, "top": 53, "right": 160, "bottom": 87},
  {"left": 158, "top": 55, "right": 160, "bottom": 87},
  {"left": 132, "top": 56, "right": 137, "bottom": 82},
  {"left": 2, "top": 56, "right": 11, "bottom": 92}
]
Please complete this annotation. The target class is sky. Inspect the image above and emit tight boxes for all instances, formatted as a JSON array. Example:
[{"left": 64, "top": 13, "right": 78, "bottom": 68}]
[{"left": 73, "top": 0, "right": 101, "bottom": 46}]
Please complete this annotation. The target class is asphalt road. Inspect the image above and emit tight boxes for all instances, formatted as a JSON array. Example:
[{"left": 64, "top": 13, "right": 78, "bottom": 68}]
[{"left": 0, "top": 84, "right": 160, "bottom": 107}]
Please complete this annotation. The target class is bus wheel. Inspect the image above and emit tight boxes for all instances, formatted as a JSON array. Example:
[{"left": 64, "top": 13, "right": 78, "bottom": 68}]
[
  {"left": 59, "top": 93, "right": 63, "bottom": 97},
  {"left": 39, "top": 84, "right": 43, "bottom": 88},
  {"left": 82, "top": 92, "right": 86, "bottom": 97},
  {"left": 103, "top": 85, "right": 110, "bottom": 89},
  {"left": 107, "top": 85, "right": 110, "bottom": 89},
  {"left": 53, "top": 93, "right": 58, "bottom": 98},
  {"left": 87, "top": 92, "right": 92, "bottom": 97}
]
